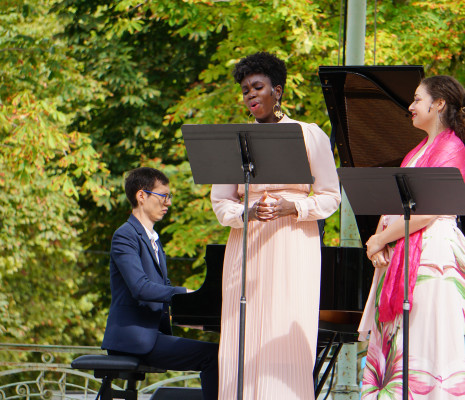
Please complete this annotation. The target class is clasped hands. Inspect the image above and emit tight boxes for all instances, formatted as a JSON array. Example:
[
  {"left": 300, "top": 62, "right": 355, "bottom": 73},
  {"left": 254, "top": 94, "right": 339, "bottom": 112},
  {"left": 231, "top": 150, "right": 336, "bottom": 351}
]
[
  {"left": 247, "top": 191, "right": 297, "bottom": 222},
  {"left": 366, "top": 233, "right": 390, "bottom": 268}
]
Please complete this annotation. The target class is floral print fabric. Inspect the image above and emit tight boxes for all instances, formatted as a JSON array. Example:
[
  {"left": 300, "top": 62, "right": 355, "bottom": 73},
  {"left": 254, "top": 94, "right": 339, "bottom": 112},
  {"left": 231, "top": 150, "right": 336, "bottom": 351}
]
[{"left": 361, "top": 217, "right": 465, "bottom": 399}]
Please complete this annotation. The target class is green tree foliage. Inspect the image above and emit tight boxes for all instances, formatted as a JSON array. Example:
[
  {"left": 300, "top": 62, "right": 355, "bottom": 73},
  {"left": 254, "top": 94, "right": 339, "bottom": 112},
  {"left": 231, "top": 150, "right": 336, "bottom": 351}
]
[
  {"left": 162, "top": 0, "right": 465, "bottom": 249},
  {"left": 50, "top": 0, "right": 231, "bottom": 341},
  {"left": 0, "top": 0, "right": 110, "bottom": 344},
  {"left": 364, "top": 0, "right": 465, "bottom": 81},
  {"left": 0, "top": 0, "right": 464, "bottom": 346}
]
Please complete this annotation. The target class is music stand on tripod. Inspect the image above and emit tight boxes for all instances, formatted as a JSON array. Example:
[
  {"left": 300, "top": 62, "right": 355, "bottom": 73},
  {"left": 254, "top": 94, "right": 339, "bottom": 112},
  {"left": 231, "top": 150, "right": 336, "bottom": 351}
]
[
  {"left": 182, "top": 123, "right": 314, "bottom": 400},
  {"left": 338, "top": 166, "right": 465, "bottom": 400}
]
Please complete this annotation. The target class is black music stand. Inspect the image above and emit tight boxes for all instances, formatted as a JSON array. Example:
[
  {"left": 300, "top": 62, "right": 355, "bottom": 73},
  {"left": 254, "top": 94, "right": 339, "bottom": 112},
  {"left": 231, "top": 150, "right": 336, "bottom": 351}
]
[
  {"left": 182, "top": 123, "right": 314, "bottom": 400},
  {"left": 338, "top": 167, "right": 465, "bottom": 400}
]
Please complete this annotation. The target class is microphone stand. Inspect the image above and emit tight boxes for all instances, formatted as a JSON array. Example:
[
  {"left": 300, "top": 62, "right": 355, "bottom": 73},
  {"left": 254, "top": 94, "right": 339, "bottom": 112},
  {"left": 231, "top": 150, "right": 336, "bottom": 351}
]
[
  {"left": 395, "top": 174, "right": 416, "bottom": 400},
  {"left": 237, "top": 133, "right": 255, "bottom": 400}
]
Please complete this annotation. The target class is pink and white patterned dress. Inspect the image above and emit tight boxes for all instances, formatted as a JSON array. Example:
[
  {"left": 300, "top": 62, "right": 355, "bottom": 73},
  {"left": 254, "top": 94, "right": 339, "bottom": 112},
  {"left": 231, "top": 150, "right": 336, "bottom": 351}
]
[{"left": 359, "top": 138, "right": 465, "bottom": 400}]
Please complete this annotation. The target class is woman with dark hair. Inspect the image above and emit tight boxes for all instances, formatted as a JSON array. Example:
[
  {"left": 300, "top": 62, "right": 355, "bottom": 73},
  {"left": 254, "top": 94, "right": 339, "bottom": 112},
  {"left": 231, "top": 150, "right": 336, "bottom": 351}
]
[
  {"left": 211, "top": 52, "right": 341, "bottom": 399},
  {"left": 359, "top": 75, "right": 465, "bottom": 399}
]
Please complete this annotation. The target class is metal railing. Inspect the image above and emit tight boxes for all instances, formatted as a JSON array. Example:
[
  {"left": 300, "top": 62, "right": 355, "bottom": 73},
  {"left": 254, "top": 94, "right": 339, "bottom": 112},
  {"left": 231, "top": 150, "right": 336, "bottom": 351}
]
[{"left": 0, "top": 343, "right": 200, "bottom": 400}]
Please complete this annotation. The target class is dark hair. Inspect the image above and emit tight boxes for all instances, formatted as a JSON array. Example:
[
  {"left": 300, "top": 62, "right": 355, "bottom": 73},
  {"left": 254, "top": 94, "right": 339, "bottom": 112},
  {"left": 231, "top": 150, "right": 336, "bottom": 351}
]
[
  {"left": 421, "top": 75, "right": 465, "bottom": 141},
  {"left": 124, "top": 167, "right": 169, "bottom": 208},
  {"left": 233, "top": 52, "right": 287, "bottom": 95}
]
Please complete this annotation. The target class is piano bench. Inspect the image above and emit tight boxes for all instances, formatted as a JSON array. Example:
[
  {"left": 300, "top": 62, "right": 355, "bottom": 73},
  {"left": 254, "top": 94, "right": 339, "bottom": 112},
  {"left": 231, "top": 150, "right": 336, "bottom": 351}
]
[{"left": 71, "top": 354, "right": 166, "bottom": 400}]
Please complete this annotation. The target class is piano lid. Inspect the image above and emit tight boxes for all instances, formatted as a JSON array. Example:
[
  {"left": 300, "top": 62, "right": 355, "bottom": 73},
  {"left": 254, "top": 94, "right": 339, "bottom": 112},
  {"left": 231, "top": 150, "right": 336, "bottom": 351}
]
[
  {"left": 318, "top": 65, "right": 425, "bottom": 243},
  {"left": 319, "top": 65, "right": 425, "bottom": 168}
]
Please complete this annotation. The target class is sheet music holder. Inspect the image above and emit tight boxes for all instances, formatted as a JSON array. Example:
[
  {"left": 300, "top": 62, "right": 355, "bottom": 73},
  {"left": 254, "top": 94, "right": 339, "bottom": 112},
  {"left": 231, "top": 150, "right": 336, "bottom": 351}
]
[
  {"left": 182, "top": 123, "right": 313, "bottom": 400},
  {"left": 182, "top": 123, "right": 313, "bottom": 185},
  {"left": 338, "top": 166, "right": 465, "bottom": 400}
]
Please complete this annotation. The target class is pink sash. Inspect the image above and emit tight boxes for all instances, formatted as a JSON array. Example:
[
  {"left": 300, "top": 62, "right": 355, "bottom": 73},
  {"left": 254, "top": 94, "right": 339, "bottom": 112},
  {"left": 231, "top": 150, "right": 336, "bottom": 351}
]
[{"left": 378, "top": 129, "right": 465, "bottom": 322}]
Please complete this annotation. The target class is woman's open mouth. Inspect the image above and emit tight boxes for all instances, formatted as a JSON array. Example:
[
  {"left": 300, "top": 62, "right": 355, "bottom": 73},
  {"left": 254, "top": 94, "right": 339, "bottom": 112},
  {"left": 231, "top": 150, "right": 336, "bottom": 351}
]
[{"left": 250, "top": 101, "right": 259, "bottom": 111}]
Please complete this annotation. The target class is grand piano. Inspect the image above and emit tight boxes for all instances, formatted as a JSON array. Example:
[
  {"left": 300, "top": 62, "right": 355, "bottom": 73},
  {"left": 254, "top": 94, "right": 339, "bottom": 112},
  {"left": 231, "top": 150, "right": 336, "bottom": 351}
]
[{"left": 172, "top": 65, "right": 426, "bottom": 395}]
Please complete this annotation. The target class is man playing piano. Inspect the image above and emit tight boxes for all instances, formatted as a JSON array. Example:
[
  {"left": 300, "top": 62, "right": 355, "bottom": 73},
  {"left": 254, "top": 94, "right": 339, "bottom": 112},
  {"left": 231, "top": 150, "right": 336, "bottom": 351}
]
[{"left": 101, "top": 167, "right": 218, "bottom": 400}]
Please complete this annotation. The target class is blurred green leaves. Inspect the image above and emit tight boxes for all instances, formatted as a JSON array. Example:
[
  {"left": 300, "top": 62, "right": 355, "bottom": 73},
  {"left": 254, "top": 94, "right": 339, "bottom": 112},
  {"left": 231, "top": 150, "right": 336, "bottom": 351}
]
[{"left": 0, "top": 0, "right": 464, "bottom": 346}]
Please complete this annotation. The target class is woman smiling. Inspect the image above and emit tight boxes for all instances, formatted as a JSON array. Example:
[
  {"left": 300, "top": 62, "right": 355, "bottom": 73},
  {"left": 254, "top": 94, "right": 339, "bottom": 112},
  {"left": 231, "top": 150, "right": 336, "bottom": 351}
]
[{"left": 360, "top": 75, "right": 465, "bottom": 400}]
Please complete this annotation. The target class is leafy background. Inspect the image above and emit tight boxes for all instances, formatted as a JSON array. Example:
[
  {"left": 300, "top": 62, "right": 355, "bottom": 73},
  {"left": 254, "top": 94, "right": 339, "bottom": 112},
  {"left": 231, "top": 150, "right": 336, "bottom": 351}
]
[{"left": 1, "top": 0, "right": 464, "bottom": 348}]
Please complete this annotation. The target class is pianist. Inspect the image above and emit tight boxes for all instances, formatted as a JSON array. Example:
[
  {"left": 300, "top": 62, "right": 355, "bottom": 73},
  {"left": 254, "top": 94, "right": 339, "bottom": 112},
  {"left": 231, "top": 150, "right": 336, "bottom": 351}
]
[{"left": 101, "top": 167, "right": 218, "bottom": 400}]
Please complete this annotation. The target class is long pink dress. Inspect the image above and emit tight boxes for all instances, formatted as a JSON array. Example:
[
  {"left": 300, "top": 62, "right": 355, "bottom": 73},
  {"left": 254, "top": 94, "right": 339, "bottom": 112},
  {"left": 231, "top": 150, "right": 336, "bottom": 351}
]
[
  {"left": 211, "top": 115, "right": 341, "bottom": 400},
  {"left": 358, "top": 140, "right": 465, "bottom": 399}
]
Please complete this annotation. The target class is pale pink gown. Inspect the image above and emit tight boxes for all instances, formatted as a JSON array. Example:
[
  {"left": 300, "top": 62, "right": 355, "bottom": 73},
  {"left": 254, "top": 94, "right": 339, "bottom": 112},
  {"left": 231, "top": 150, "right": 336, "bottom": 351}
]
[{"left": 211, "top": 115, "right": 341, "bottom": 400}]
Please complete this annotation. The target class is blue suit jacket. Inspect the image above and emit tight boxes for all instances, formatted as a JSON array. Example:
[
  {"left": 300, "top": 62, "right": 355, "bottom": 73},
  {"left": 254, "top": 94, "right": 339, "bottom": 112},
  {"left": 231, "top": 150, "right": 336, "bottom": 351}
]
[{"left": 101, "top": 214, "right": 187, "bottom": 354}]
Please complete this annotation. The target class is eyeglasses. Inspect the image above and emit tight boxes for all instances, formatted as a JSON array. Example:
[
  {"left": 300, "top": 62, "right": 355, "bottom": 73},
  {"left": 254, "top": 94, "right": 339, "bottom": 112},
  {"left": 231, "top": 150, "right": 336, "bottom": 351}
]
[{"left": 142, "top": 190, "right": 173, "bottom": 203}]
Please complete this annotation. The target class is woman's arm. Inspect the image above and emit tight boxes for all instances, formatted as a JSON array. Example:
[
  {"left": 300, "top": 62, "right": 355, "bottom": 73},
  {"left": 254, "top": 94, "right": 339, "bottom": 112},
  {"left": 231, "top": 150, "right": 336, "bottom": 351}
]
[
  {"left": 211, "top": 184, "right": 245, "bottom": 228},
  {"left": 366, "top": 214, "right": 437, "bottom": 259},
  {"left": 369, "top": 218, "right": 390, "bottom": 267},
  {"left": 253, "top": 123, "right": 341, "bottom": 222},
  {"left": 293, "top": 124, "right": 341, "bottom": 221}
]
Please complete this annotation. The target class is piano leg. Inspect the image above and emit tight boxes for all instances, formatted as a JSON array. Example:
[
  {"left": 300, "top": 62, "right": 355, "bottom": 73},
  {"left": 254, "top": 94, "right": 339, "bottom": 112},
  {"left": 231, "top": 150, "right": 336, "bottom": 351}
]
[{"left": 313, "top": 333, "right": 343, "bottom": 398}]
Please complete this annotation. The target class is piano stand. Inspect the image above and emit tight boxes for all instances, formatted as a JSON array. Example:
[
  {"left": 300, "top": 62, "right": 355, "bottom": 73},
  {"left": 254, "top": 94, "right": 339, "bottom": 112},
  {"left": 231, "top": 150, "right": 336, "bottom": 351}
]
[
  {"left": 71, "top": 355, "right": 166, "bottom": 400},
  {"left": 314, "top": 332, "right": 343, "bottom": 398},
  {"left": 314, "top": 318, "right": 361, "bottom": 398}
]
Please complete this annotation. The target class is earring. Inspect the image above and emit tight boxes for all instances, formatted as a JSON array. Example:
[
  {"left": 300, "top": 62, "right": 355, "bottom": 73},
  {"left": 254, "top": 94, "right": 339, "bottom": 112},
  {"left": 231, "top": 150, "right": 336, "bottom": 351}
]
[
  {"left": 248, "top": 112, "right": 255, "bottom": 124},
  {"left": 273, "top": 101, "right": 284, "bottom": 120}
]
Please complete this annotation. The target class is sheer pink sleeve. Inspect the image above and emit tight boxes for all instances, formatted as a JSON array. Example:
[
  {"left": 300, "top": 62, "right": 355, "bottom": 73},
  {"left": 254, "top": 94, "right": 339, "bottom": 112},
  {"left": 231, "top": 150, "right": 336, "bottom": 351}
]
[
  {"left": 211, "top": 184, "right": 245, "bottom": 229},
  {"left": 294, "top": 123, "right": 341, "bottom": 221}
]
